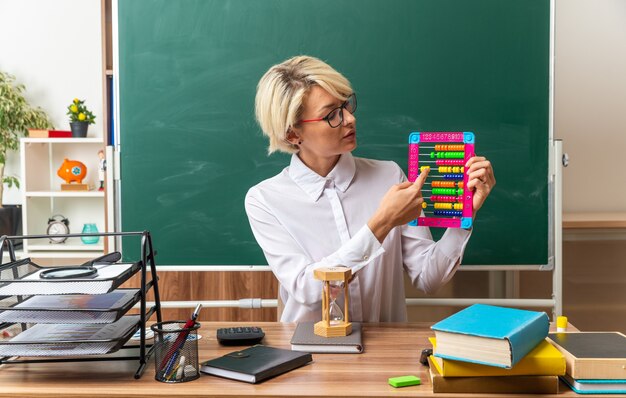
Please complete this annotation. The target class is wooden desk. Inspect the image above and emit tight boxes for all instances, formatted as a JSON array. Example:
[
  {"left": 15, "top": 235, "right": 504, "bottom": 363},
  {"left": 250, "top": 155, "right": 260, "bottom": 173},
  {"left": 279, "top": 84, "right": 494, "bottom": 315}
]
[{"left": 0, "top": 322, "right": 601, "bottom": 397}]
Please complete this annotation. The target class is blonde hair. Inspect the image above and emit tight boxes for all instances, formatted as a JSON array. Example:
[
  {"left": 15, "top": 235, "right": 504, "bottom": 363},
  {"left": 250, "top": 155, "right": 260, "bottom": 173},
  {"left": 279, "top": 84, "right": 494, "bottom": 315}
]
[{"left": 255, "top": 55, "right": 353, "bottom": 154}]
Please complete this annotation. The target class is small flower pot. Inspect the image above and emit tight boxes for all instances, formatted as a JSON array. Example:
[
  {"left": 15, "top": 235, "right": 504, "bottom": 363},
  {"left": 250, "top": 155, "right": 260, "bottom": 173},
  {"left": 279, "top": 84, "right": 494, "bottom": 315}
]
[{"left": 70, "top": 121, "right": 89, "bottom": 138}]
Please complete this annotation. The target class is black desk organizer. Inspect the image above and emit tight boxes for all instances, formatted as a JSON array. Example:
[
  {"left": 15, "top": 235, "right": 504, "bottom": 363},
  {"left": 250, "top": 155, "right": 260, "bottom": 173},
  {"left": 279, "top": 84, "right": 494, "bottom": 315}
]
[{"left": 0, "top": 231, "right": 162, "bottom": 379}]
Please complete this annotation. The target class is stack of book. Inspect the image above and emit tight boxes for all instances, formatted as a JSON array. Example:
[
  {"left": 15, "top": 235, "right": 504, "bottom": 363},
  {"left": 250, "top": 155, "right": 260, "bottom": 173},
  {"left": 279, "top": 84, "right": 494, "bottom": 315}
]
[
  {"left": 428, "top": 304, "right": 566, "bottom": 394},
  {"left": 547, "top": 331, "right": 626, "bottom": 394}
]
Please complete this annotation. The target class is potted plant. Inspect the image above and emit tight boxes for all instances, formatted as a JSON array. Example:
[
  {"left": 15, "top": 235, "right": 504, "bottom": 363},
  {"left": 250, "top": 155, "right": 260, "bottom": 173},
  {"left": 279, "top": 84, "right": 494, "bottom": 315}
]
[
  {"left": 67, "top": 98, "right": 96, "bottom": 137},
  {"left": 0, "top": 71, "right": 53, "bottom": 239}
]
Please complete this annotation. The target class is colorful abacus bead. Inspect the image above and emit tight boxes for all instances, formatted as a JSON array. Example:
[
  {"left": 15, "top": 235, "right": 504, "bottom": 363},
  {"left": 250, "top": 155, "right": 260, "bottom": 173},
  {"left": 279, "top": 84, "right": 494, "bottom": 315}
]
[
  {"left": 433, "top": 203, "right": 463, "bottom": 210},
  {"left": 432, "top": 181, "right": 455, "bottom": 188},
  {"left": 430, "top": 151, "right": 465, "bottom": 159},
  {"left": 434, "top": 210, "right": 463, "bottom": 217},
  {"left": 431, "top": 181, "right": 463, "bottom": 188},
  {"left": 431, "top": 188, "right": 463, "bottom": 196},
  {"left": 435, "top": 144, "right": 465, "bottom": 152},
  {"left": 443, "top": 173, "right": 464, "bottom": 180},
  {"left": 435, "top": 159, "right": 465, "bottom": 166},
  {"left": 437, "top": 166, "right": 464, "bottom": 173},
  {"left": 430, "top": 195, "right": 462, "bottom": 203}
]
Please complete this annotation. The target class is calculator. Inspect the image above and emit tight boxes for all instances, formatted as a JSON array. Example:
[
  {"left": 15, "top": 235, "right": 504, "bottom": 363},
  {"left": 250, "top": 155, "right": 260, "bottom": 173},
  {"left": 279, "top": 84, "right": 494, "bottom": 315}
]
[{"left": 216, "top": 326, "right": 265, "bottom": 346}]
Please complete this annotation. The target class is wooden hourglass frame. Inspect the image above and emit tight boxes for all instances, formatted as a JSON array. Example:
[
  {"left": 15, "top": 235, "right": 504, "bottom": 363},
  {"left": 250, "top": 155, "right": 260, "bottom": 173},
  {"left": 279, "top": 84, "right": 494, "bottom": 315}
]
[{"left": 314, "top": 267, "right": 352, "bottom": 337}]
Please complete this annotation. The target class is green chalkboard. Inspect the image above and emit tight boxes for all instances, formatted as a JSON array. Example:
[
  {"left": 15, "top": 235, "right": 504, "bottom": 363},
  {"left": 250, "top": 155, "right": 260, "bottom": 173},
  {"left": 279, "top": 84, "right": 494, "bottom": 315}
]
[{"left": 118, "top": 0, "right": 550, "bottom": 266}]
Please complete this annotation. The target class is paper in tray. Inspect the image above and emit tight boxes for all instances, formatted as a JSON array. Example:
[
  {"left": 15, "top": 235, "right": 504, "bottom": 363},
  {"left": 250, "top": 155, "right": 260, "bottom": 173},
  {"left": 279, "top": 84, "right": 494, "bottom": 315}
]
[
  {"left": 0, "top": 259, "right": 140, "bottom": 295},
  {"left": 0, "top": 315, "right": 140, "bottom": 357},
  {"left": 0, "top": 289, "right": 141, "bottom": 324}
]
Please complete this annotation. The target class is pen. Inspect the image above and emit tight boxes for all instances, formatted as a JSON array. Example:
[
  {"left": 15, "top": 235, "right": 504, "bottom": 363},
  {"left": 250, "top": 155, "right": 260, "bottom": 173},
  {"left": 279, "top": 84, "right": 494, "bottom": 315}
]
[
  {"left": 160, "top": 350, "right": 179, "bottom": 379},
  {"left": 159, "top": 304, "right": 202, "bottom": 371}
]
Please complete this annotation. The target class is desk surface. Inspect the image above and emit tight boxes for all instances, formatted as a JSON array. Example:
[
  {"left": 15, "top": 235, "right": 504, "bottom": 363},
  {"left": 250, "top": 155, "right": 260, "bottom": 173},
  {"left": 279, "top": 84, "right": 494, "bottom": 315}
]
[{"left": 0, "top": 322, "right": 606, "bottom": 398}]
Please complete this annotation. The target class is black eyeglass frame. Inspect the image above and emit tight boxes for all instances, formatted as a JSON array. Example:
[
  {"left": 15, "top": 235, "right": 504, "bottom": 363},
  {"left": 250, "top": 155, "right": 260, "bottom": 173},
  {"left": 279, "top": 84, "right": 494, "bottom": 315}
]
[{"left": 299, "top": 93, "right": 357, "bottom": 128}]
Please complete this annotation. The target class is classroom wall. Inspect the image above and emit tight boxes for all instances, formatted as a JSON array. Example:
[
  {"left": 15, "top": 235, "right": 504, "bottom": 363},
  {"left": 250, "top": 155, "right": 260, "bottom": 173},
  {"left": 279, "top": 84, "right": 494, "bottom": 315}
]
[
  {"left": 554, "top": 0, "right": 626, "bottom": 332},
  {"left": 0, "top": 0, "right": 103, "bottom": 205},
  {"left": 556, "top": 0, "right": 626, "bottom": 213}
]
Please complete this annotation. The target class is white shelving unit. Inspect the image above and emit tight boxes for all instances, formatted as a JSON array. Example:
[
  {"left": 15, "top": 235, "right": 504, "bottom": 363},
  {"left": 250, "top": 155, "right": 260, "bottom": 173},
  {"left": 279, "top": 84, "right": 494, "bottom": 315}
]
[{"left": 20, "top": 138, "right": 106, "bottom": 258}]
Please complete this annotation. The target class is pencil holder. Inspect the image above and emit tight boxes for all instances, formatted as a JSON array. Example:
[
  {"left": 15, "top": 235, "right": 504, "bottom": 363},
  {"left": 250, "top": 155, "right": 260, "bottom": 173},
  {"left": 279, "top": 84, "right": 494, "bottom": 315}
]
[{"left": 151, "top": 320, "right": 201, "bottom": 383}]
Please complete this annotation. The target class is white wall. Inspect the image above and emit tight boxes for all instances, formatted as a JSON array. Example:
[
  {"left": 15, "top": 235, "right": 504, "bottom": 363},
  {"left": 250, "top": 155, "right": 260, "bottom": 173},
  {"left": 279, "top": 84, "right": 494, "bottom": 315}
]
[
  {"left": 555, "top": 0, "right": 626, "bottom": 213},
  {"left": 0, "top": 0, "right": 103, "bottom": 205}
]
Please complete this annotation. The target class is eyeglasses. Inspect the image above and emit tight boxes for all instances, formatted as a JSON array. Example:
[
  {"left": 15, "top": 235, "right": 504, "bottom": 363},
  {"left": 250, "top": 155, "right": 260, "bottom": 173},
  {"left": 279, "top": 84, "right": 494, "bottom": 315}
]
[{"left": 299, "top": 93, "right": 357, "bottom": 128}]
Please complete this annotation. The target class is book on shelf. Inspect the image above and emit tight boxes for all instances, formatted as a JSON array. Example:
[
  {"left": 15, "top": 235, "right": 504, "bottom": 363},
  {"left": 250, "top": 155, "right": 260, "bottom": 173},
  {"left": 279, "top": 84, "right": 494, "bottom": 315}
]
[
  {"left": 428, "top": 357, "right": 559, "bottom": 394},
  {"left": 431, "top": 304, "right": 549, "bottom": 368},
  {"left": 290, "top": 321, "right": 363, "bottom": 354},
  {"left": 27, "top": 129, "right": 72, "bottom": 138},
  {"left": 428, "top": 337, "right": 565, "bottom": 376},
  {"left": 547, "top": 332, "right": 626, "bottom": 380},
  {"left": 561, "top": 374, "right": 626, "bottom": 394},
  {"left": 200, "top": 345, "right": 312, "bottom": 384}
]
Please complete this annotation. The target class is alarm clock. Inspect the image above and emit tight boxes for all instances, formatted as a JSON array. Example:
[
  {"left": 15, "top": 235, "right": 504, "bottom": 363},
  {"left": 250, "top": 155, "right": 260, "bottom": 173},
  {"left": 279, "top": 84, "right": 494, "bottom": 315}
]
[{"left": 47, "top": 214, "right": 69, "bottom": 243}]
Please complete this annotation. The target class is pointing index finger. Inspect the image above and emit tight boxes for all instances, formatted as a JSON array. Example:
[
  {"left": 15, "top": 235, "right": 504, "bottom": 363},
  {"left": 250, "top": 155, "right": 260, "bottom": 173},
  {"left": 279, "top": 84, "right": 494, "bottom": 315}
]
[{"left": 413, "top": 166, "right": 430, "bottom": 189}]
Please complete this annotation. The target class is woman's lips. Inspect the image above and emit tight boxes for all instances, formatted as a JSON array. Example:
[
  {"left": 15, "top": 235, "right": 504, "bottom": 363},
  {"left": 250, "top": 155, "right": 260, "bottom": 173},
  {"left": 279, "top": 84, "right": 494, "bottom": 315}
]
[{"left": 344, "top": 130, "right": 356, "bottom": 139}]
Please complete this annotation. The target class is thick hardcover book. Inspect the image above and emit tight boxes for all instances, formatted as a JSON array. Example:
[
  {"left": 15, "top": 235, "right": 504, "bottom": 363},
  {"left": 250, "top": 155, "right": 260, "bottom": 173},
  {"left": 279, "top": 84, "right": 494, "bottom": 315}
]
[
  {"left": 200, "top": 345, "right": 312, "bottom": 384},
  {"left": 428, "top": 357, "right": 559, "bottom": 394},
  {"left": 561, "top": 374, "right": 626, "bottom": 394},
  {"left": 547, "top": 332, "right": 626, "bottom": 380},
  {"left": 431, "top": 304, "right": 549, "bottom": 368},
  {"left": 429, "top": 337, "right": 565, "bottom": 376},
  {"left": 291, "top": 322, "right": 363, "bottom": 354}
]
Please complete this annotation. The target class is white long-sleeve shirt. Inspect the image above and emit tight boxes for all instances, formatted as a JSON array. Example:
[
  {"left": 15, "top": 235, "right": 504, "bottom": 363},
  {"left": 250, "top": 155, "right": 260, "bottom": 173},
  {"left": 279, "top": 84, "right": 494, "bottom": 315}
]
[{"left": 245, "top": 152, "right": 471, "bottom": 322}]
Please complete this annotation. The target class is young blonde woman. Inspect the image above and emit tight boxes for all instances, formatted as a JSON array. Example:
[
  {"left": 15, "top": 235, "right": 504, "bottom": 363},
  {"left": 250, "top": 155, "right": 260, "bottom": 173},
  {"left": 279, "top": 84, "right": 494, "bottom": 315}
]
[{"left": 246, "top": 56, "right": 495, "bottom": 322}]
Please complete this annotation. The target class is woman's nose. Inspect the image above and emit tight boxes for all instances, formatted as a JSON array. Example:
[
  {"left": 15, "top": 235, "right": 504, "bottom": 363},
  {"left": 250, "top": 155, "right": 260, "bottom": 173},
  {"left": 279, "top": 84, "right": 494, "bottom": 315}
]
[{"left": 343, "top": 109, "right": 356, "bottom": 126}]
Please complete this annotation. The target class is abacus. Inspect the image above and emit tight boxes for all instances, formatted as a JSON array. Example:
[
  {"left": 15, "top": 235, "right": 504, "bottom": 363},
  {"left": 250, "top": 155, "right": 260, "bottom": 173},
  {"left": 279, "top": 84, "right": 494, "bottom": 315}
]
[{"left": 408, "top": 131, "right": 475, "bottom": 229}]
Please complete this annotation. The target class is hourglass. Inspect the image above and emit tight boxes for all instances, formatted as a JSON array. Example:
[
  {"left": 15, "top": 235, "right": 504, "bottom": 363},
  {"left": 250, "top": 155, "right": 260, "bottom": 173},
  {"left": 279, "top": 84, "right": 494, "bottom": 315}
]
[{"left": 313, "top": 267, "right": 352, "bottom": 337}]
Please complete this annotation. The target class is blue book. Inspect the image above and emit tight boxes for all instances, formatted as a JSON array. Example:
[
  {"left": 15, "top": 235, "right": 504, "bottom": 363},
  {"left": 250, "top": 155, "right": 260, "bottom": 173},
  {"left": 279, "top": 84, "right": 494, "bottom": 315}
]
[
  {"left": 431, "top": 304, "right": 549, "bottom": 368},
  {"left": 562, "top": 374, "right": 626, "bottom": 394}
]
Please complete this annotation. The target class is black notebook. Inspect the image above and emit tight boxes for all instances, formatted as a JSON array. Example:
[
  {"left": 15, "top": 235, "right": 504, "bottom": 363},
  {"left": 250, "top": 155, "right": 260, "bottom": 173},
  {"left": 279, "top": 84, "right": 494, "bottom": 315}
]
[
  {"left": 290, "top": 322, "right": 363, "bottom": 353},
  {"left": 200, "top": 345, "right": 312, "bottom": 383}
]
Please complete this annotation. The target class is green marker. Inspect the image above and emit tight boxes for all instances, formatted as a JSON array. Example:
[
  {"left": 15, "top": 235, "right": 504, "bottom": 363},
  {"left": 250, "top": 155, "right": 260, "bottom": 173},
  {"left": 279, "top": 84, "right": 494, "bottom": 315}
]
[{"left": 388, "top": 375, "right": 421, "bottom": 388}]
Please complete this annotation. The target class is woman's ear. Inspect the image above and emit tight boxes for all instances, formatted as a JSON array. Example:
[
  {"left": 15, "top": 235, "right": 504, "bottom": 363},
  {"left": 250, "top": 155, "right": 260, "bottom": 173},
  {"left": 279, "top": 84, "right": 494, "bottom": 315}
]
[{"left": 286, "top": 127, "right": 302, "bottom": 146}]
